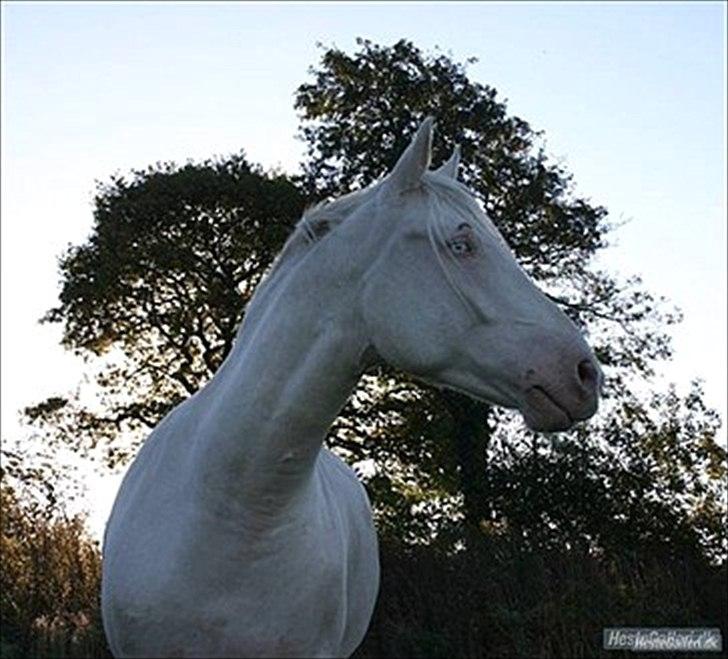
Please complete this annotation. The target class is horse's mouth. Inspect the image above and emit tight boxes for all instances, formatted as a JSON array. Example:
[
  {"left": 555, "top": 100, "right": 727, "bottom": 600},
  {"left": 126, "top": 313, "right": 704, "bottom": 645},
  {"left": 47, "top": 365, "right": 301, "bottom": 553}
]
[
  {"left": 421, "top": 376, "right": 584, "bottom": 435},
  {"left": 521, "top": 386, "right": 575, "bottom": 432},
  {"left": 432, "top": 379, "right": 518, "bottom": 410}
]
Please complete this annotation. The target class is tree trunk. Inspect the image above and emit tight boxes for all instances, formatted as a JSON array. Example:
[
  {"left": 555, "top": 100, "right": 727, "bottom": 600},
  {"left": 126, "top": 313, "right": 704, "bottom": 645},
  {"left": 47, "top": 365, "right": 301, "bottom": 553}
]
[{"left": 441, "top": 391, "right": 492, "bottom": 548}]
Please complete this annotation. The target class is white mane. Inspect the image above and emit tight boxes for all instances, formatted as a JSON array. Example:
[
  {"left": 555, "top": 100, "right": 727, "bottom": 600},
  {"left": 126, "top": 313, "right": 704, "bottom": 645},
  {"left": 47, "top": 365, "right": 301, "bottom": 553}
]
[
  {"left": 248, "top": 183, "right": 383, "bottom": 304},
  {"left": 249, "top": 171, "right": 508, "bottom": 326},
  {"left": 288, "top": 171, "right": 502, "bottom": 259}
]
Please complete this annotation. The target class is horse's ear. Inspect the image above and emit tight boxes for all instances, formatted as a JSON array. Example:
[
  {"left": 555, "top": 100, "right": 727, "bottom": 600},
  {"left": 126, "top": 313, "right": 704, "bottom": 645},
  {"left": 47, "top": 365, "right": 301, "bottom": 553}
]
[
  {"left": 434, "top": 145, "right": 461, "bottom": 180},
  {"left": 385, "top": 117, "right": 434, "bottom": 192}
]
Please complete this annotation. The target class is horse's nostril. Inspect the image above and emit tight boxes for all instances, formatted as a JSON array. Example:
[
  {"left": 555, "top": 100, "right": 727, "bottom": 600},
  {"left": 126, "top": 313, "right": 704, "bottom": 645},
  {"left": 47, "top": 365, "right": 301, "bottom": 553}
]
[{"left": 577, "top": 359, "right": 598, "bottom": 389}]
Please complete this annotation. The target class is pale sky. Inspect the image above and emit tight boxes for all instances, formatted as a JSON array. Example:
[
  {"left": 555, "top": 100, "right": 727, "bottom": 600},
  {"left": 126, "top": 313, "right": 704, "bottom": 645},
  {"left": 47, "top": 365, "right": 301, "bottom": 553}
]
[{"left": 1, "top": 1, "right": 726, "bottom": 538}]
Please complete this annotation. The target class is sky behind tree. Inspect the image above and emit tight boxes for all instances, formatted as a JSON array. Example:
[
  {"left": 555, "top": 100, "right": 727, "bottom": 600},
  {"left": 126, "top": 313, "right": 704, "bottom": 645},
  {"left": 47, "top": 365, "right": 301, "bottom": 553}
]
[{"left": 1, "top": 1, "right": 725, "bottom": 535}]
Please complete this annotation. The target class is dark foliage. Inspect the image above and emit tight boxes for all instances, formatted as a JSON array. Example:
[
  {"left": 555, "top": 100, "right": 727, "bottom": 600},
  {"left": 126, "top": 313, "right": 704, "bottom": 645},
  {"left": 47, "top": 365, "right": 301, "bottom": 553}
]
[
  {"left": 296, "top": 38, "right": 608, "bottom": 282},
  {"left": 355, "top": 538, "right": 728, "bottom": 658},
  {"left": 25, "top": 155, "right": 305, "bottom": 465}
]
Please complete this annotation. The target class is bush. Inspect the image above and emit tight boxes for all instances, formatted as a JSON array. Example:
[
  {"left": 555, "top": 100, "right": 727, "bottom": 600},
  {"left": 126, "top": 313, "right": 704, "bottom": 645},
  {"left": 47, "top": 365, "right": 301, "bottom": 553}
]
[
  {"left": 354, "top": 537, "right": 728, "bottom": 658},
  {"left": 0, "top": 484, "right": 111, "bottom": 658}
]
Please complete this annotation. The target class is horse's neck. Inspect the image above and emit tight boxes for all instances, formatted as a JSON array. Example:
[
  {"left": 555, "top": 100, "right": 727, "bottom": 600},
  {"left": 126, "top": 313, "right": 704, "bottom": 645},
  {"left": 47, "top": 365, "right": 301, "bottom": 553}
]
[{"left": 191, "top": 244, "right": 366, "bottom": 522}]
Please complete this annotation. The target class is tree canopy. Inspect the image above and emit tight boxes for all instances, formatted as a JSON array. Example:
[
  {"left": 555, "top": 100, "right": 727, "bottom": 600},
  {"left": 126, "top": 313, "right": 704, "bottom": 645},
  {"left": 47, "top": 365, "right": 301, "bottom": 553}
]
[{"left": 26, "top": 156, "right": 304, "bottom": 465}]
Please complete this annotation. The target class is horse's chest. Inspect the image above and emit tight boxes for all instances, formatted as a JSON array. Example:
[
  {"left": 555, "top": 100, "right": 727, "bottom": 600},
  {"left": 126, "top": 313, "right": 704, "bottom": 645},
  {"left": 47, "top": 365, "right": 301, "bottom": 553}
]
[
  {"left": 189, "top": 539, "right": 353, "bottom": 657},
  {"left": 104, "top": 450, "right": 379, "bottom": 657},
  {"left": 199, "top": 457, "right": 379, "bottom": 656}
]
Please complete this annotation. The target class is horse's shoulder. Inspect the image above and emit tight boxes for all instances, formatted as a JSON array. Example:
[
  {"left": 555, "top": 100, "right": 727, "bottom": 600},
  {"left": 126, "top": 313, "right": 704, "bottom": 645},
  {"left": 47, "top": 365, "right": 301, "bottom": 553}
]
[
  {"left": 316, "top": 448, "right": 364, "bottom": 495},
  {"left": 313, "top": 449, "right": 374, "bottom": 531}
]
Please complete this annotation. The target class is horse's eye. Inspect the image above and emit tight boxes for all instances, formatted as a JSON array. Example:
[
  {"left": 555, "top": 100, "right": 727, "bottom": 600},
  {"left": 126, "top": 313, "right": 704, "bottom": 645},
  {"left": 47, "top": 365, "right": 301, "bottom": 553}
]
[{"left": 448, "top": 237, "right": 474, "bottom": 256}]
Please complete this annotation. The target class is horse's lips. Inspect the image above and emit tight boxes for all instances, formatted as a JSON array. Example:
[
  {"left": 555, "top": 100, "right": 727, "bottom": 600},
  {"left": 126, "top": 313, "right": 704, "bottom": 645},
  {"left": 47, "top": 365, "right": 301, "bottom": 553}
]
[
  {"left": 424, "top": 377, "right": 578, "bottom": 433},
  {"left": 521, "top": 386, "right": 574, "bottom": 432}
]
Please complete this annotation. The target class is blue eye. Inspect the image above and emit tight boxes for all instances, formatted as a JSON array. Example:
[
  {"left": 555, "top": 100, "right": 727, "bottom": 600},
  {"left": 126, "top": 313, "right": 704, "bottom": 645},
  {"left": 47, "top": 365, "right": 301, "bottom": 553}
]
[{"left": 448, "top": 237, "right": 474, "bottom": 255}]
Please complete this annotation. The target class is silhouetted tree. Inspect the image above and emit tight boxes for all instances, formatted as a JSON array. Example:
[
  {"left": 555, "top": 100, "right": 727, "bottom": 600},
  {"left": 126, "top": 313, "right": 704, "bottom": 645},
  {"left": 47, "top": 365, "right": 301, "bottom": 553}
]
[
  {"left": 293, "top": 39, "right": 722, "bottom": 557},
  {"left": 25, "top": 154, "right": 304, "bottom": 465}
]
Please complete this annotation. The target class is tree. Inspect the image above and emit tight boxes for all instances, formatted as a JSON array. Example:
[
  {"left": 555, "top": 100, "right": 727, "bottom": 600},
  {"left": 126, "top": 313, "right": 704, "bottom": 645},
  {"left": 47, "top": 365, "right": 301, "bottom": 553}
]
[
  {"left": 26, "top": 39, "right": 725, "bottom": 564},
  {"left": 25, "top": 154, "right": 305, "bottom": 466},
  {"left": 293, "top": 38, "right": 720, "bottom": 556},
  {"left": 296, "top": 39, "right": 606, "bottom": 282}
]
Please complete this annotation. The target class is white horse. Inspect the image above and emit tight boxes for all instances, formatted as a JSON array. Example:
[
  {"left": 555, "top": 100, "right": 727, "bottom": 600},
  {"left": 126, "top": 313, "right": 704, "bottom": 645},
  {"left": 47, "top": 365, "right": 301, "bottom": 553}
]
[{"left": 101, "top": 118, "right": 601, "bottom": 658}]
